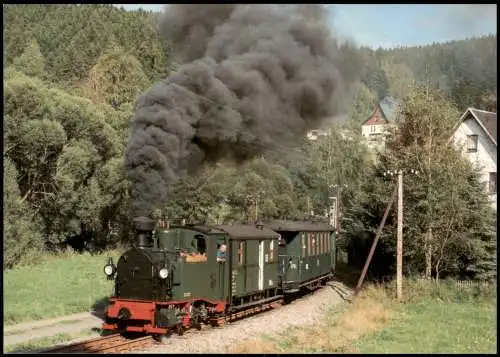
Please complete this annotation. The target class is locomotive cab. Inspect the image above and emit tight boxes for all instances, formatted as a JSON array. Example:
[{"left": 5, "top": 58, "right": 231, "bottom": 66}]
[{"left": 157, "top": 225, "right": 230, "bottom": 301}]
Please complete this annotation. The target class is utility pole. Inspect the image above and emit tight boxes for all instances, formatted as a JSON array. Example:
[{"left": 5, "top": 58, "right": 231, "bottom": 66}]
[
  {"left": 336, "top": 185, "right": 342, "bottom": 235},
  {"left": 396, "top": 170, "right": 403, "bottom": 301},
  {"left": 329, "top": 183, "right": 346, "bottom": 266},
  {"left": 355, "top": 183, "right": 398, "bottom": 296},
  {"left": 253, "top": 191, "right": 265, "bottom": 223},
  {"left": 384, "top": 168, "right": 418, "bottom": 299},
  {"left": 328, "top": 196, "right": 337, "bottom": 228},
  {"left": 328, "top": 184, "right": 345, "bottom": 232},
  {"left": 255, "top": 194, "right": 259, "bottom": 222}
]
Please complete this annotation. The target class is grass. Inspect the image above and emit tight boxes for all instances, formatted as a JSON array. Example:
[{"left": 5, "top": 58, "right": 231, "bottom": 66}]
[
  {"left": 3, "top": 250, "right": 121, "bottom": 326},
  {"left": 350, "top": 279, "right": 497, "bottom": 354},
  {"left": 3, "top": 328, "right": 100, "bottom": 353},
  {"left": 231, "top": 278, "right": 497, "bottom": 354},
  {"left": 351, "top": 300, "right": 496, "bottom": 353},
  {"left": 231, "top": 284, "right": 395, "bottom": 353}
]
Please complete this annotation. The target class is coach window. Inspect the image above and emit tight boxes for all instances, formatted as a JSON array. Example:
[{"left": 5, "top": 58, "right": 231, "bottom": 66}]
[
  {"left": 301, "top": 233, "right": 306, "bottom": 257},
  {"left": 308, "top": 233, "right": 312, "bottom": 256},
  {"left": 320, "top": 233, "right": 324, "bottom": 255}
]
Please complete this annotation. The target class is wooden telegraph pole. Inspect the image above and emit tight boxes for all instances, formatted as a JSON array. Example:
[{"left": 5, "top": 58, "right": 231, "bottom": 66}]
[
  {"left": 354, "top": 184, "right": 398, "bottom": 296},
  {"left": 336, "top": 185, "right": 341, "bottom": 235},
  {"left": 396, "top": 170, "right": 403, "bottom": 301},
  {"left": 355, "top": 169, "right": 412, "bottom": 299}
]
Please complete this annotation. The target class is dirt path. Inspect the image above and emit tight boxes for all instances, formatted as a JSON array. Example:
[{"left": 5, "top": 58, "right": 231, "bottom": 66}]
[{"left": 4, "top": 310, "right": 105, "bottom": 347}]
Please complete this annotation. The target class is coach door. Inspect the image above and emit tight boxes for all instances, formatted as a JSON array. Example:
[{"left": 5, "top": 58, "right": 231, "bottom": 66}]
[
  {"left": 277, "top": 235, "right": 289, "bottom": 283},
  {"left": 258, "top": 240, "right": 264, "bottom": 290},
  {"left": 216, "top": 238, "right": 227, "bottom": 299},
  {"left": 278, "top": 254, "right": 288, "bottom": 276}
]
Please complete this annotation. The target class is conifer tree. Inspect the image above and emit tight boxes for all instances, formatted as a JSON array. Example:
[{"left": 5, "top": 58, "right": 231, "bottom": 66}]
[{"left": 13, "top": 38, "right": 46, "bottom": 78}]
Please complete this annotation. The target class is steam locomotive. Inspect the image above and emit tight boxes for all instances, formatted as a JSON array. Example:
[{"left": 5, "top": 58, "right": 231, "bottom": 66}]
[{"left": 102, "top": 216, "right": 336, "bottom": 337}]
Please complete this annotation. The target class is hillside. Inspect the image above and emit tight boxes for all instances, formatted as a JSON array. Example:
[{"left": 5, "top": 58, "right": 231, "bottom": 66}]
[
  {"left": 4, "top": 4, "right": 495, "bottom": 111},
  {"left": 3, "top": 4, "right": 497, "bottom": 279},
  {"left": 3, "top": 4, "right": 171, "bottom": 90},
  {"left": 360, "top": 35, "right": 497, "bottom": 112}
]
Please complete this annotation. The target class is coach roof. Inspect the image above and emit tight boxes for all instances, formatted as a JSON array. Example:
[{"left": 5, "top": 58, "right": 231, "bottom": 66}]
[
  {"left": 263, "top": 220, "right": 335, "bottom": 232},
  {"left": 213, "top": 224, "right": 280, "bottom": 240}
]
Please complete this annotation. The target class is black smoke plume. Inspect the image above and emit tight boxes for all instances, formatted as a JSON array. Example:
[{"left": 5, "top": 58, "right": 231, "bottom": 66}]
[{"left": 125, "top": 4, "right": 360, "bottom": 216}]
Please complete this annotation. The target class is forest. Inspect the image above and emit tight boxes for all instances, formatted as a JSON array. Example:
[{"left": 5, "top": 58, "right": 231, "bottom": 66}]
[{"left": 3, "top": 4, "right": 496, "bottom": 281}]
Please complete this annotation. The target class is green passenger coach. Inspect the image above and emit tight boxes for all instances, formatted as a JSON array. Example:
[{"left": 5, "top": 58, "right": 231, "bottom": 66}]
[{"left": 263, "top": 221, "right": 336, "bottom": 293}]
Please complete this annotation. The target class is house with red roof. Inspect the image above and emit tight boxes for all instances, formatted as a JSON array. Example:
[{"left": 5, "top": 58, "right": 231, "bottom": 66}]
[{"left": 361, "top": 96, "right": 399, "bottom": 151}]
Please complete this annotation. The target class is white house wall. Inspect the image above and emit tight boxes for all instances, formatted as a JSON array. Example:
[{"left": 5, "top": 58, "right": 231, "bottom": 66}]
[
  {"left": 452, "top": 117, "right": 497, "bottom": 210},
  {"left": 361, "top": 123, "right": 394, "bottom": 151},
  {"left": 361, "top": 123, "right": 387, "bottom": 137}
]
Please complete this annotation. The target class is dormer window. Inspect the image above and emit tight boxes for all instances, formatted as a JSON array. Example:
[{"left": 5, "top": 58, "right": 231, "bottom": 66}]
[{"left": 466, "top": 135, "right": 478, "bottom": 153}]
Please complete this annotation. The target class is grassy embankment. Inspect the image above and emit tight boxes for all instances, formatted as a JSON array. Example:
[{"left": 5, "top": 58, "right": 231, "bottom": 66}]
[
  {"left": 232, "top": 279, "right": 497, "bottom": 354},
  {"left": 4, "top": 250, "right": 121, "bottom": 326}
]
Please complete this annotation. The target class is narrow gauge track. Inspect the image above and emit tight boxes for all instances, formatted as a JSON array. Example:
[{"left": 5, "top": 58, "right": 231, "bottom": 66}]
[
  {"left": 41, "top": 299, "right": 283, "bottom": 354},
  {"left": 42, "top": 281, "right": 351, "bottom": 354}
]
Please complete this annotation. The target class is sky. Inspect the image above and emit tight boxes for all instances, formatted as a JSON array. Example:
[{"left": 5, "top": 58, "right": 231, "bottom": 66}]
[{"left": 115, "top": 4, "right": 496, "bottom": 49}]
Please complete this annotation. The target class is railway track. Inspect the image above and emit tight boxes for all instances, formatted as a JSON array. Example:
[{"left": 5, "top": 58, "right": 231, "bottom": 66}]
[
  {"left": 330, "top": 281, "right": 354, "bottom": 302},
  {"left": 39, "top": 300, "right": 282, "bottom": 354},
  {"left": 41, "top": 281, "right": 349, "bottom": 354},
  {"left": 41, "top": 333, "right": 153, "bottom": 354}
]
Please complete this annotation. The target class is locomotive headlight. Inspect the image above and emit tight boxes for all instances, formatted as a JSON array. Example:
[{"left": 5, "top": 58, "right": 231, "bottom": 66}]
[
  {"left": 103, "top": 257, "right": 116, "bottom": 279},
  {"left": 104, "top": 265, "right": 115, "bottom": 276},
  {"left": 159, "top": 268, "right": 169, "bottom": 279}
]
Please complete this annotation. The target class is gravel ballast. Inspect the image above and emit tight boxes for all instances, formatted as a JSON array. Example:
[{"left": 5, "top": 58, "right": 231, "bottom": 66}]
[{"left": 135, "top": 282, "right": 351, "bottom": 354}]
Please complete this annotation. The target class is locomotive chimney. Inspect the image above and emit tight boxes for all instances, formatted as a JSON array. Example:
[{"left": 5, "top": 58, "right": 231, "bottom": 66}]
[{"left": 133, "top": 216, "right": 156, "bottom": 249}]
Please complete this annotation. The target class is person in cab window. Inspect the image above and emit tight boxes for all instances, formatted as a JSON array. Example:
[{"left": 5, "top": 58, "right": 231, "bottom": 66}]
[{"left": 217, "top": 244, "right": 227, "bottom": 262}]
